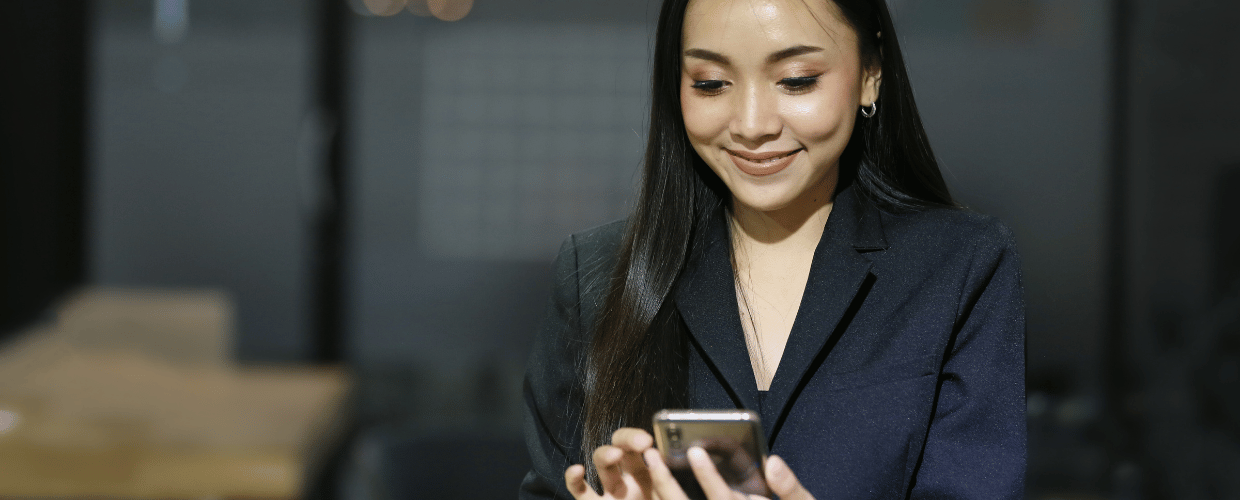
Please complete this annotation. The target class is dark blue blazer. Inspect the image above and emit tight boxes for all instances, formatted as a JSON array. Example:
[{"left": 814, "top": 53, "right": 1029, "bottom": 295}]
[{"left": 521, "top": 185, "right": 1027, "bottom": 499}]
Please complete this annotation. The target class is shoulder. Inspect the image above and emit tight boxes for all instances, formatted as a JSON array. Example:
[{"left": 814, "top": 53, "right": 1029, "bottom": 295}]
[
  {"left": 870, "top": 206, "right": 1021, "bottom": 290},
  {"left": 559, "top": 219, "right": 626, "bottom": 264},
  {"left": 879, "top": 206, "right": 1018, "bottom": 257},
  {"left": 548, "top": 219, "right": 626, "bottom": 325},
  {"left": 552, "top": 219, "right": 626, "bottom": 283}
]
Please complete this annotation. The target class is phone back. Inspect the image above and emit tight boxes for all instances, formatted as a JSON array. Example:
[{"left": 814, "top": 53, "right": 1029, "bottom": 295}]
[{"left": 652, "top": 409, "right": 771, "bottom": 498}]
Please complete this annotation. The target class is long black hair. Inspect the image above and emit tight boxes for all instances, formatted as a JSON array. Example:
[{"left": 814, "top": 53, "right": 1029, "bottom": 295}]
[{"left": 580, "top": 0, "right": 953, "bottom": 484}]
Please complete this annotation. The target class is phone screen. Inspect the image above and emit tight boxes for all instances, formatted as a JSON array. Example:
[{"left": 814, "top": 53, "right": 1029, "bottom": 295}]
[{"left": 652, "top": 409, "right": 771, "bottom": 498}]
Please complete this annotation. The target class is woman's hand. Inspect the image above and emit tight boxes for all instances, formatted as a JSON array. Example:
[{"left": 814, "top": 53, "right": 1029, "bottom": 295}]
[
  {"left": 565, "top": 428, "right": 658, "bottom": 500},
  {"left": 566, "top": 427, "right": 814, "bottom": 500},
  {"left": 642, "top": 447, "right": 815, "bottom": 500}
]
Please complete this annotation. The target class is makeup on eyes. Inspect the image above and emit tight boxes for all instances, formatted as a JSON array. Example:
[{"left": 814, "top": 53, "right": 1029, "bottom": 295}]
[
  {"left": 686, "top": 74, "right": 821, "bottom": 96},
  {"left": 685, "top": 54, "right": 826, "bottom": 95},
  {"left": 691, "top": 80, "right": 725, "bottom": 90},
  {"left": 779, "top": 75, "right": 820, "bottom": 92}
]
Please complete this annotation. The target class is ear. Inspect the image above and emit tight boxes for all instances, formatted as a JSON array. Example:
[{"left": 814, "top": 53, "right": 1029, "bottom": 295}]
[
  {"left": 860, "top": 31, "right": 883, "bottom": 106},
  {"left": 860, "top": 61, "right": 882, "bottom": 107}
]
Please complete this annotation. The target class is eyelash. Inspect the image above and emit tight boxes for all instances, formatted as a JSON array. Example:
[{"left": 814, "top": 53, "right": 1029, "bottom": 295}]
[
  {"left": 780, "top": 76, "right": 819, "bottom": 92},
  {"left": 690, "top": 80, "right": 727, "bottom": 95},
  {"left": 689, "top": 75, "right": 821, "bottom": 95}
]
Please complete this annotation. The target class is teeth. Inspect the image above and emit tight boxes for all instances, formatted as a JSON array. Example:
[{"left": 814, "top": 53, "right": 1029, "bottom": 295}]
[
  {"left": 753, "top": 151, "right": 794, "bottom": 162},
  {"left": 729, "top": 149, "right": 799, "bottom": 163}
]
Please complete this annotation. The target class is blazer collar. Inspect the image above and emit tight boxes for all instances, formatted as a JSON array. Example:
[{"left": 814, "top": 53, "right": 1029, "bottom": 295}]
[{"left": 673, "top": 184, "right": 887, "bottom": 442}]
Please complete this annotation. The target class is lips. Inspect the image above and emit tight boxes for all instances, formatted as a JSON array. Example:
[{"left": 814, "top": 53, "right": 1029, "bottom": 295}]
[{"left": 726, "top": 148, "right": 802, "bottom": 176}]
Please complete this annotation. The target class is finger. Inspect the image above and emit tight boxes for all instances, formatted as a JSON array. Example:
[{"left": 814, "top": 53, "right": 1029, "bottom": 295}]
[
  {"left": 644, "top": 448, "right": 689, "bottom": 500},
  {"left": 565, "top": 464, "right": 598, "bottom": 499},
  {"left": 610, "top": 428, "right": 655, "bottom": 492},
  {"left": 623, "top": 449, "right": 655, "bottom": 494},
  {"left": 765, "top": 455, "right": 814, "bottom": 500},
  {"left": 594, "top": 445, "right": 628, "bottom": 497},
  {"left": 687, "top": 446, "right": 740, "bottom": 499},
  {"left": 612, "top": 427, "right": 655, "bottom": 452}
]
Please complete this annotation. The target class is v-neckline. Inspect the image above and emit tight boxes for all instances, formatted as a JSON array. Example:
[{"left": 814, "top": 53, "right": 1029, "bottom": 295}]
[{"left": 673, "top": 184, "right": 885, "bottom": 443}]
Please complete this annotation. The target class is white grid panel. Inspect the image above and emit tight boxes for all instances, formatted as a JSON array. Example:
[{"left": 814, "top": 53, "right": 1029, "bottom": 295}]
[{"left": 419, "top": 23, "right": 650, "bottom": 260}]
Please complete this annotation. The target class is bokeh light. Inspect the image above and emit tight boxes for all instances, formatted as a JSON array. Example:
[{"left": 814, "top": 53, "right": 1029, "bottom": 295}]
[{"left": 428, "top": 0, "right": 473, "bottom": 22}]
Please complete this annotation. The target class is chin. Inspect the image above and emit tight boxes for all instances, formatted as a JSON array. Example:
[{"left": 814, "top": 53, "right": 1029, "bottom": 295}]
[
  {"left": 728, "top": 188, "right": 801, "bottom": 214},
  {"left": 730, "top": 172, "right": 836, "bottom": 215}
]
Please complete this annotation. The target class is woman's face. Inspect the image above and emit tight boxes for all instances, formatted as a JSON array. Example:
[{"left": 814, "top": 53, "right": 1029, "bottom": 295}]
[{"left": 680, "top": 0, "right": 880, "bottom": 216}]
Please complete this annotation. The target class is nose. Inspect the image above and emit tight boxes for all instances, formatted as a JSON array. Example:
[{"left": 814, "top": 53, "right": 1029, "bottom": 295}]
[{"left": 729, "top": 83, "right": 782, "bottom": 146}]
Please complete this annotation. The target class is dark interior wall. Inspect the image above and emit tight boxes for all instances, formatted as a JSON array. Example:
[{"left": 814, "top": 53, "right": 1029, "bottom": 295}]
[
  {"left": 0, "top": 1, "right": 88, "bottom": 337},
  {"left": 346, "top": 4, "right": 659, "bottom": 379},
  {"left": 1122, "top": 0, "right": 1240, "bottom": 496},
  {"left": 1126, "top": 0, "right": 1240, "bottom": 323},
  {"left": 1214, "top": 165, "right": 1240, "bottom": 298},
  {"left": 88, "top": 0, "right": 315, "bottom": 361}
]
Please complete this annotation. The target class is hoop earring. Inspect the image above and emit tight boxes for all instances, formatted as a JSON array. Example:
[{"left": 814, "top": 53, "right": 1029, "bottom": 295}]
[{"left": 861, "top": 101, "right": 878, "bottom": 118}]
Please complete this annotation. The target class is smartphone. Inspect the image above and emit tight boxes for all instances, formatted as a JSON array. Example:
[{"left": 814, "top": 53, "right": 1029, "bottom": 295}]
[{"left": 652, "top": 409, "right": 771, "bottom": 498}]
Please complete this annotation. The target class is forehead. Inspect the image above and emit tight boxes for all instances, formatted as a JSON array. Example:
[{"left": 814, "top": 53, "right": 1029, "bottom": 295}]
[{"left": 682, "top": 0, "right": 856, "bottom": 53}]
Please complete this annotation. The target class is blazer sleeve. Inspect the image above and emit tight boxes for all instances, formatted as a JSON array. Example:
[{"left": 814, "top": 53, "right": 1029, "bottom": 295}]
[
  {"left": 520, "top": 236, "right": 588, "bottom": 500},
  {"left": 911, "top": 219, "right": 1027, "bottom": 499}
]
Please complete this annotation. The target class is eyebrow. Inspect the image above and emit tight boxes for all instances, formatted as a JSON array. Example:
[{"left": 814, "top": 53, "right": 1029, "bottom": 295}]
[
  {"left": 767, "top": 45, "right": 823, "bottom": 63},
  {"left": 683, "top": 45, "right": 824, "bottom": 66},
  {"left": 684, "top": 48, "right": 730, "bottom": 65}
]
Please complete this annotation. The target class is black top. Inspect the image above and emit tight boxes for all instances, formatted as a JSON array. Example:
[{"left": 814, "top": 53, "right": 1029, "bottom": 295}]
[{"left": 520, "top": 185, "right": 1027, "bottom": 499}]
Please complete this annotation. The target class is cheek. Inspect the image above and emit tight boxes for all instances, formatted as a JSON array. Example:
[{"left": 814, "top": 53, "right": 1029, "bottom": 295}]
[
  {"left": 781, "top": 87, "right": 854, "bottom": 144},
  {"left": 680, "top": 89, "right": 729, "bottom": 143}
]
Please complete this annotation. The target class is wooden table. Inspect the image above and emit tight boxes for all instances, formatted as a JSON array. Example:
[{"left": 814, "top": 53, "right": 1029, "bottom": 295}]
[{"left": 0, "top": 330, "right": 352, "bottom": 499}]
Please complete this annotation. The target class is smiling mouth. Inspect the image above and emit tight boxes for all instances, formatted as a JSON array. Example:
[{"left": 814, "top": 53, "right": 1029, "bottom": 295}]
[
  {"left": 726, "top": 148, "right": 803, "bottom": 163},
  {"left": 725, "top": 148, "right": 803, "bottom": 176}
]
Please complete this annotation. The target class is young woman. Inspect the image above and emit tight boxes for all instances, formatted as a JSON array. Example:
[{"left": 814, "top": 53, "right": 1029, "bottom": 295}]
[{"left": 521, "top": 0, "right": 1026, "bottom": 498}]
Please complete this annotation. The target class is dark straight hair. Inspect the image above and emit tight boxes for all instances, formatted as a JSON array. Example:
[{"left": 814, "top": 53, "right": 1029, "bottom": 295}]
[{"left": 580, "top": 0, "right": 953, "bottom": 485}]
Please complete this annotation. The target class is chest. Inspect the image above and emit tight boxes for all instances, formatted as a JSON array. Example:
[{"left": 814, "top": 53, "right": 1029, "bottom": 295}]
[
  {"left": 735, "top": 253, "right": 815, "bottom": 391},
  {"left": 681, "top": 272, "right": 958, "bottom": 497}
]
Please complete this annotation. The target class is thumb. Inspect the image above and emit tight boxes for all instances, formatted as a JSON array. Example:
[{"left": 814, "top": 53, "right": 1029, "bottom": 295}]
[{"left": 766, "top": 455, "right": 814, "bottom": 500}]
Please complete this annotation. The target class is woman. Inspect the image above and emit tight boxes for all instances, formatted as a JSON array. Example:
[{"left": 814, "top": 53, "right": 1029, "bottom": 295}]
[{"left": 522, "top": 0, "right": 1026, "bottom": 498}]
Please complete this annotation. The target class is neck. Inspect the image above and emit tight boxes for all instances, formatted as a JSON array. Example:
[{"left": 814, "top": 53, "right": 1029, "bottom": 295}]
[{"left": 729, "top": 174, "right": 837, "bottom": 260}]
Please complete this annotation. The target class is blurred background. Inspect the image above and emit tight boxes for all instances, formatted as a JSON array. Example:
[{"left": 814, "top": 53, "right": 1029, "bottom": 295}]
[{"left": 1, "top": 0, "right": 1238, "bottom": 498}]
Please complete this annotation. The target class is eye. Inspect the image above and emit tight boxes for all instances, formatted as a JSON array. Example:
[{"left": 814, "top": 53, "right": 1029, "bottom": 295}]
[
  {"left": 690, "top": 79, "right": 728, "bottom": 95},
  {"left": 778, "top": 76, "right": 819, "bottom": 93}
]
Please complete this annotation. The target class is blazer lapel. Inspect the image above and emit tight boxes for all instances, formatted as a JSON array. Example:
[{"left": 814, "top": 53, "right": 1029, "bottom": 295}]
[
  {"left": 671, "top": 186, "right": 888, "bottom": 442},
  {"left": 674, "top": 212, "right": 761, "bottom": 412},
  {"left": 763, "top": 186, "right": 887, "bottom": 444}
]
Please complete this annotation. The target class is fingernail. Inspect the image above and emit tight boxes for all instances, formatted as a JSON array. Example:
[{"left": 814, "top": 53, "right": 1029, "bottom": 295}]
[{"left": 688, "top": 447, "right": 707, "bottom": 461}]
